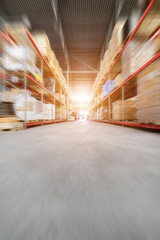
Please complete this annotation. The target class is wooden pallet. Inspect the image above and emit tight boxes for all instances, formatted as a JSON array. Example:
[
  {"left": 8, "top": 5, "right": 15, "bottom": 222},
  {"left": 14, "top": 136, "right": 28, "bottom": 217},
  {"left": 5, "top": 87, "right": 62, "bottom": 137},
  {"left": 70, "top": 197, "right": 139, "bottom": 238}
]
[
  {"left": 0, "top": 117, "right": 24, "bottom": 132},
  {"left": 138, "top": 120, "right": 160, "bottom": 126}
]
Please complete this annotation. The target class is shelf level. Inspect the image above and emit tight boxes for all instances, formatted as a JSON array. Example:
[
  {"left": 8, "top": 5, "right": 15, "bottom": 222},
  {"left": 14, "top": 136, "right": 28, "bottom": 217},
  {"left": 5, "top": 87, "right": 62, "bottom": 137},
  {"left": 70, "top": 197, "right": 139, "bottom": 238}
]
[
  {"left": 0, "top": 30, "right": 65, "bottom": 105},
  {"left": 26, "top": 120, "right": 66, "bottom": 127},
  {"left": 25, "top": 28, "right": 72, "bottom": 102},
  {"left": 92, "top": 120, "right": 160, "bottom": 130},
  {"left": 89, "top": 0, "right": 155, "bottom": 103},
  {"left": 91, "top": 51, "right": 160, "bottom": 110}
]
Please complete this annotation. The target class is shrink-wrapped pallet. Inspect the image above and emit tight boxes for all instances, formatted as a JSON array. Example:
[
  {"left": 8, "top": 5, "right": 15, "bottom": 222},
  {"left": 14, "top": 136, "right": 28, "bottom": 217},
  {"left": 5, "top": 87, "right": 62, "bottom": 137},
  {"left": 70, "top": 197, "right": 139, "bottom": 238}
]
[
  {"left": 3, "top": 45, "right": 36, "bottom": 72},
  {"left": 15, "top": 94, "right": 37, "bottom": 121},
  {"left": 35, "top": 100, "right": 43, "bottom": 120}
]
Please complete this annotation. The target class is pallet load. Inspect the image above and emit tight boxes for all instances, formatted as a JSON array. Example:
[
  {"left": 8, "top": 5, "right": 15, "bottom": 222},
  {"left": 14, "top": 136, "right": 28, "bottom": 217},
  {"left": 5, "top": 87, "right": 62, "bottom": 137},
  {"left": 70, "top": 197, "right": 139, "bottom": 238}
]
[
  {"left": 0, "top": 101, "right": 23, "bottom": 131},
  {"left": 91, "top": 19, "right": 126, "bottom": 97},
  {"left": 114, "top": 73, "right": 123, "bottom": 88},
  {"left": 43, "top": 104, "right": 54, "bottom": 120},
  {"left": 108, "top": 18, "right": 126, "bottom": 63},
  {"left": 35, "top": 100, "right": 43, "bottom": 121},
  {"left": 5, "top": 89, "right": 36, "bottom": 121},
  {"left": 3, "top": 45, "right": 36, "bottom": 74},
  {"left": 61, "top": 106, "right": 66, "bottom": 120},
  {"left": 122, "top": 38, "right": 145, "bottom": 81},
  {"left": 137, "top": 61, "right": 160, "bottom": 125},
  {"left": 32, "top": 32, "right": 51, "bottom": 61},
  {"left": 134, "top": 30, "right": 160, "bottom": 71},
  {"left": 122, "top": 30, "right": 160, "bottom": 81},
  {"left": 4, "top": 22, "right": 28, "bottom": 46},
  {"left": 112, "top": 98, "right": 136, "bottom": 121},
  {"left": 55, "top": 107, "right": 62, "bottom": 120},
  {"left": 44, "top": 78, "right": 55, "bottom": 93},
  {"left": 49, "top": 50, "right": 57, "bottom": 70},
  {"left": 15, "top": 93, "right": 37, "bottom": 121},
  {"left": 102, "top": 80, "right": 115, "bottom": 98}
]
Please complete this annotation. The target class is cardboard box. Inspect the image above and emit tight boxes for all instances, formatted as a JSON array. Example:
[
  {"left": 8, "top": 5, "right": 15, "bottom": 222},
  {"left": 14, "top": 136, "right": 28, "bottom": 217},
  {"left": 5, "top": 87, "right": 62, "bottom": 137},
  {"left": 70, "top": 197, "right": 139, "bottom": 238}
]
[
  {"left": 112, "top": 98, "right": 136, "bottom": 120},
  {"left": 137, "top": 61, "right": 160, "bottom": 123}
]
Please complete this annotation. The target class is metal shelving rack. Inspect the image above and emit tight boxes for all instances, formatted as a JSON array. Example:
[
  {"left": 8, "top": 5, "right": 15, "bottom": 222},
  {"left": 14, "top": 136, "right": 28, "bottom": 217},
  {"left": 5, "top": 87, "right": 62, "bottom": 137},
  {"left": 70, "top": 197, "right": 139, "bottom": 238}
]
[
  {"left": 0, "top": 24, "right": 72, "bottom": 128},
  {"left": 88, "top": 0, "right": 160, "bottom": 130}
]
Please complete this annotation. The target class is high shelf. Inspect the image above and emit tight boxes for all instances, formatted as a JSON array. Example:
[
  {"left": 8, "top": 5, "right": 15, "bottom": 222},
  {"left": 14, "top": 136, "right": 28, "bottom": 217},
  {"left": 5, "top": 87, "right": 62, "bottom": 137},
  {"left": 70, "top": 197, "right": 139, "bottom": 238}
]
[
  {"left": 88, "top": 0, "right": 160, "bottom": 130},
  {"left": 0, "top": 23, "right": 72, "bottom": 128}
]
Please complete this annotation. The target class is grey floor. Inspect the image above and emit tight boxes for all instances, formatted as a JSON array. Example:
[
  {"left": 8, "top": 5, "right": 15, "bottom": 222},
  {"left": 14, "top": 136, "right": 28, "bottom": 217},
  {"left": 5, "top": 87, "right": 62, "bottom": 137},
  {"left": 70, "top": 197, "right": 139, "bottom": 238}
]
[{"left": 0, "top": 121, "right": 160, "bottom": 240}]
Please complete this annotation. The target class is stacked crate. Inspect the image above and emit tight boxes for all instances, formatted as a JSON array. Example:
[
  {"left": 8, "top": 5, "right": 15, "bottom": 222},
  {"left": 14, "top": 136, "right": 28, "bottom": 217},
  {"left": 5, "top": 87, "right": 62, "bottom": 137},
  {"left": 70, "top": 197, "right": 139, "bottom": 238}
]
[
  {"left": 137, "top": 61, "right": 160, "bottom": 124},
  {"left": 44, "top": 78, "right": 55, "bottom": 93},
  {"left": 114, "top": 74, "right": 123, "bottom": 88},
  {"left": 122, "top": 33, "right": 160, "bottom": 81},
  {"left": 32, "top": 32, "right": 51, "bottom": 61},
  {"left": 122, "top": 38, "right": 145, "bottom": 81},
  {"left": 112, "top": 98, "right": 136, "bottom": 121}
]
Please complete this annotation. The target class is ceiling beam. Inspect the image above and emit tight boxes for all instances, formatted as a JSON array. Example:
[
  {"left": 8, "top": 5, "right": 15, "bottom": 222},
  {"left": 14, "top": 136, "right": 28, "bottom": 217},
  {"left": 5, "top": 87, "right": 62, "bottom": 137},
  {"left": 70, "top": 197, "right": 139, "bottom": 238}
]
[{"left": 50, "top": 0, "right": 70, "bottom": 75}]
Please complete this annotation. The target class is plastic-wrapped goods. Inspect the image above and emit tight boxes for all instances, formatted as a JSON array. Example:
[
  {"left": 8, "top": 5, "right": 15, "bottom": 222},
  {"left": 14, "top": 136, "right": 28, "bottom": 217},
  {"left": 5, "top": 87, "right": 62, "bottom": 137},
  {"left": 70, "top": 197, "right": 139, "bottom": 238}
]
[
  {"left": 5, "top": 89, "right": 36, "bottom": 121},
  {"left": 14, "top": 93, "right": 37, "bottom": 121},
  {"left": 110, "top": 80, "right": 115, "bottom": 91},
  {"left": 3, "top": 45, "right": 36, "bottom": 72},
  {"left": 102, "top": 85, "right": 107, "bottom": 98},
  {"left": 112, "top": 98, "right": 136, "bottom": 121},
  {"left": 114, "top": 74, "right": 123, "bottom": 87},
  {"left": 43, "top": 104, "right": 52, "bottom": 120},
  {"left": 44, "top": 78, "right": 55, "bottom": 93},
  {"left": 104, "top": 80, "right": 115, "bottom": 94},
  {"left": 5, "top": 89, "right": 24, "bottom": 102},
  {"left": 35, "top": 100, "right": 43, "bottom": 120},
  {"left": 137, "top": 61, "right": 160, "bottom": 124}
]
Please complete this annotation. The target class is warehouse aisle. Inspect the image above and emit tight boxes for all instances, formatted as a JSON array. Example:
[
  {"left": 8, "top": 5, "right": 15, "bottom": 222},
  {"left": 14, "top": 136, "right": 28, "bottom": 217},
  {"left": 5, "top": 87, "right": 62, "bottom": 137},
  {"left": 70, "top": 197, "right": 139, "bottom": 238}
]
[{"left": 0, "top": 121, "right": 160, "bottom": 240}]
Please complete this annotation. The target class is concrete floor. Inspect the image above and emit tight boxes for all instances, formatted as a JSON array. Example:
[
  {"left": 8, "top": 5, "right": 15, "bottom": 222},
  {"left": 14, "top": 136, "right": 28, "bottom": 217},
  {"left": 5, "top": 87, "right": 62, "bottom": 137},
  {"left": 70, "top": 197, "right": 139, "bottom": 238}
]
[{"left": 0, "top": 121, "right": 160, "bottom": 240}]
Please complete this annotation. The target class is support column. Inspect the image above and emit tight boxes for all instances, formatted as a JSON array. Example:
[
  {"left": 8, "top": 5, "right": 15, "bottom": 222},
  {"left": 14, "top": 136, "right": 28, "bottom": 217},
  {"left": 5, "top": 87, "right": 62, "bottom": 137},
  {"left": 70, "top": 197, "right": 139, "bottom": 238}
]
[
  {"left": 41, "top": 59, "right": 43, "bottom": 103},
  {"left": 122, "top": 86, "right": 124, "bottom": 124},
  {"left": 108, "top": 74, "right": 111, "bottom": 120},
  {"left": 24, "top": 28, "right": 27, "bottom": 129}
]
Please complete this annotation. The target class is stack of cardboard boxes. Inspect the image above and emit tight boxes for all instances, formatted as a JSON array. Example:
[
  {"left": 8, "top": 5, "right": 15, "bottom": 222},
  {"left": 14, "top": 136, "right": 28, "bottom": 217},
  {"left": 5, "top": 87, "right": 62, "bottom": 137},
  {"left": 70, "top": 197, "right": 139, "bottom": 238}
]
[
  {"left": 112, "top": 98, "right": 136, "bottom": 121},
  {"left": 137, "top": 61, "right": 160, "bottom": 124}
]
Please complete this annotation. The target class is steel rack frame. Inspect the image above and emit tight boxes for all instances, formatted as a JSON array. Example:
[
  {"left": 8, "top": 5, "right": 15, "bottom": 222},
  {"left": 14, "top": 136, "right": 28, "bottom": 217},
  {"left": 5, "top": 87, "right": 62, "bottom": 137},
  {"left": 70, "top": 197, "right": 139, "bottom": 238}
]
[{"left": 89, "top": 0, "right": 160, "bottom": 130}]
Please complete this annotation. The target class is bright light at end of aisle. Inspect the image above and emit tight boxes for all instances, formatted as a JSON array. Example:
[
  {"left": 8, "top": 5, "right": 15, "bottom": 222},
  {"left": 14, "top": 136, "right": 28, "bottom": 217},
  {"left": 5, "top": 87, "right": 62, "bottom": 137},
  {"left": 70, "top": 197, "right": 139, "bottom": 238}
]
[
  {"left": 72, "top": 95, "right": 90, "bottom": 102},
  {"left": 79, "top": 111, "right": 88, "bottom": 121}
]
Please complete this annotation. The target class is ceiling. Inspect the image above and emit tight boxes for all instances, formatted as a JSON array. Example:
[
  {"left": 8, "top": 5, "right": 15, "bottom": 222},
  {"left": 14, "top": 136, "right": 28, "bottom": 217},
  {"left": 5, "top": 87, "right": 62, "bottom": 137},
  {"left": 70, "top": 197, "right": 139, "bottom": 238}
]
[{"left": 0, "top": 0, "right": 138, "bottom": 96}]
